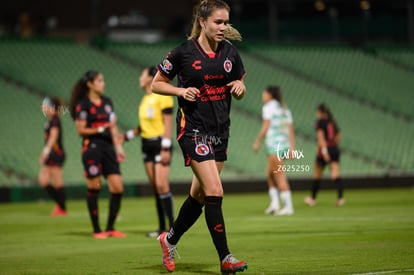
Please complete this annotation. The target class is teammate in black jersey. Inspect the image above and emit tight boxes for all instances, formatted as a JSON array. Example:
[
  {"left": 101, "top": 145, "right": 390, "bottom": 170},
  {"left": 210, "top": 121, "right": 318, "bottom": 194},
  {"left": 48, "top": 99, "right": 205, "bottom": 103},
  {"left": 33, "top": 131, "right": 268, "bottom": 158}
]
[
  {"left": 38, "top": 97, "right": 67, "bottom": 216},
  {"left": 69, "top": 70, "right": 127, "bottom": 239},
  {"left": 305, "top": 103, "right": 344, "bottom": 207},
  {"left": 152, "top": 1, "right": 248, "bottom": 274}
]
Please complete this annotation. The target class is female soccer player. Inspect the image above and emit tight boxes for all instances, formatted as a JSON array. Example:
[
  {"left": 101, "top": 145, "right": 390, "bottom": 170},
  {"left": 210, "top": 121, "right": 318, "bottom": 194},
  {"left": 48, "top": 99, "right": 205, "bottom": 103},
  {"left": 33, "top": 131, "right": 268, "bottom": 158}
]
[
  {"left": 38, "top": 96, "right": 67, "bottom": 216},
  {"left": 304, "top": 103, "right": 344, "bottom": 206},
  {"left": 253, "top": 86, "right": 295, "bottom": 216},
  {"left": 151, "top": 1, "right": 248, "bottom": 274},
  {"left": 69, "top": 70, "right": 127, "bottom": 239},
  {"left": 124, "top": 66, "right": 175, "bottom": 238}
]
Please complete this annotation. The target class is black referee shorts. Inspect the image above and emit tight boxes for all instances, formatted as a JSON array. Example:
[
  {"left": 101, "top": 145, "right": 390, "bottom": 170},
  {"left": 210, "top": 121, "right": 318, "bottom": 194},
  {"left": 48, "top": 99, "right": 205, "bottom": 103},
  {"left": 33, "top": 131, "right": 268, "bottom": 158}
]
[
  {"left": 178, "top": 134, "right": 228, "bottom": 166},
  {"left": 141, "top": 137, "right": 172, "bottom": 165},
  {"left": 82, "top": 140, "right": 121, "bottom": 179}
]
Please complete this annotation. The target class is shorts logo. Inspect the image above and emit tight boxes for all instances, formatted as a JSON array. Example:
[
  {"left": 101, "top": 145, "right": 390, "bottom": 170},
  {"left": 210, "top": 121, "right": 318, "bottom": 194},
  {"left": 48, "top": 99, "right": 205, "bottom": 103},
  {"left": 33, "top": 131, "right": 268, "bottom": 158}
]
[
  {"left": 223, "top": 59, "right": 232, "bottom": 73},
  {"left": 161, "top": 59, "right": 173, "bottom": 74},
  {"left": 89, "top": 165, "right": 99, "bottom": 176},
  {"left": 195, "top": 143, "right": 210, "bottom": 156}
]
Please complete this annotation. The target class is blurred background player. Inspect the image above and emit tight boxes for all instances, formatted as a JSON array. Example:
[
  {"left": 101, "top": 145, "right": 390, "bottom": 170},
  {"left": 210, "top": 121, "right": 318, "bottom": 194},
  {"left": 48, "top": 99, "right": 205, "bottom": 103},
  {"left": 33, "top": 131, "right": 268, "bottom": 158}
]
[
  {"left": 305, "top": 103, "right": 344, "bottom": 207},
  {"left": 69, "top": 70, "right": 127, "bottom": 239},
  {"left": 151, "top": 0, "right": 248, "bottom": 273},
  {"left": 124, "top": 66, "right": 175, "bottom": 238},
  {"left": 253, "top": 86, "right": 295, "bottom": 216},
  {"left": 38, "top": 96, "right": 67, "bottom": 216}
]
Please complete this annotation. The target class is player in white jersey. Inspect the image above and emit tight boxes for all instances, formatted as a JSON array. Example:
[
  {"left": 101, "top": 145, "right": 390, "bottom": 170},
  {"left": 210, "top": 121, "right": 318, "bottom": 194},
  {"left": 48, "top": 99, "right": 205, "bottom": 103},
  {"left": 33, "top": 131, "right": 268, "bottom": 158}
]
[{"left": 253, "top": 86, "right": 295, "bottom": 216}]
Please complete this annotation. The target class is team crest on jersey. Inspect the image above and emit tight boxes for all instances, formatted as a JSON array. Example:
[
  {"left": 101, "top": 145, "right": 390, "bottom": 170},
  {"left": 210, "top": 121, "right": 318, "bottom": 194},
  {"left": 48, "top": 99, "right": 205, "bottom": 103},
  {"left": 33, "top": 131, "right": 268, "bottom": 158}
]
[
  {"left": 195, "top": 143, "right": 210, "bottom": 156},
  {"left": 223, "top": 59, "right": 232, "bottom": 73},
  {"left": 161, "top": 59, "right": 173, "bottom": 74}
]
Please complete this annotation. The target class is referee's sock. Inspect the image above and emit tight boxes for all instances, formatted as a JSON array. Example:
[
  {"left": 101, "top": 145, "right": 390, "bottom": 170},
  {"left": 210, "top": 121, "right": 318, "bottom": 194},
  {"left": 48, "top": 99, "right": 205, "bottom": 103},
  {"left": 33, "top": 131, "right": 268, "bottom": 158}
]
[
  {"left": 87, "top": 189, "right": 101, "bottom": 233},
  {"left": 334, "top": 178, "right": 344, "bottom": 199},
  {"left": 204, "top": 196, "right": 230, "bottom": 262},
  {"left": 155, "top": 193, "right": 166, "bottom": 231},
  {"left": 106, "top": 193, "right": 122, "bottom": 231},
  {"left": 167, "top": 195, "right": 203, "bottom": 245},
  {"left": 159, "top": 192, "right": 174, "bottom": 229}
]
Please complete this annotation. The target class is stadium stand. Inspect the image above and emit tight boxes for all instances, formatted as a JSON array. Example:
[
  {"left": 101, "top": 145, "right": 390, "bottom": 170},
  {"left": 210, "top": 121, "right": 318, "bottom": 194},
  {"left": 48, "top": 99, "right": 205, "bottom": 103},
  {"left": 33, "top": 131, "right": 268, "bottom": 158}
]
[
  {"left": 373, "top": 46, "right": 414, "bottom": 70},
  {"left": 0, "top": 38, "right": 412, "bottom": 188},
  {"left": 243, "top": 44, "right": 414, "bottom": 119}
]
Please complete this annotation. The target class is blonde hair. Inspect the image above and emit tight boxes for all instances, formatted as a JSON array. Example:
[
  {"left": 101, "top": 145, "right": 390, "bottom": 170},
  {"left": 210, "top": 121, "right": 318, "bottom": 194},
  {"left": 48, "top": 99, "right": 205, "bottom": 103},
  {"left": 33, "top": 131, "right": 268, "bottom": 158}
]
[{"left": 188, "top": 0, "right": 242, "bottom": 41}]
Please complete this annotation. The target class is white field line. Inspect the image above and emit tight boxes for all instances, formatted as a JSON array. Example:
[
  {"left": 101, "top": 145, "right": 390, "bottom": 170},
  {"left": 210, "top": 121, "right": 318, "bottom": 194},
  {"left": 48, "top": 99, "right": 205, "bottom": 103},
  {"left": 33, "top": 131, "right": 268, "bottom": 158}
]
[{"left": 351, "top": 268, "right": 414, "bottom": 275}]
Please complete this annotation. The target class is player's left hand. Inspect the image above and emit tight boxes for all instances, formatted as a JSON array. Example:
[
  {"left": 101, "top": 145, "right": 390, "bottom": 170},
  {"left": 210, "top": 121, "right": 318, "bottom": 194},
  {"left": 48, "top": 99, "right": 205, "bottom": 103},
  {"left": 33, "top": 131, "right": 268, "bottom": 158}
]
[
  {"left": 161, "top": 150, "right": 171, "bottom": 165},
  {"left": 227, "top": 80, "right": 245, "bottom": 99}
]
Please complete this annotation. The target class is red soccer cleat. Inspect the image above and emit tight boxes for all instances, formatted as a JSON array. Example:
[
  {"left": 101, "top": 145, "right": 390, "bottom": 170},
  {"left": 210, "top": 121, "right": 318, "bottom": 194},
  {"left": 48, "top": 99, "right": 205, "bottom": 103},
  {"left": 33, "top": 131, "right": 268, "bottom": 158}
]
[
  {"left": 157, "top": 231, "right": 177, "bottom": 272},
  {"left": 50, "top": 205, "right": 68, "bottom": 217},
  {"left": 93, "top": 232, "right": 108, "bottom": 239},
  {"left": 221, "top": 254, "right": 248, "bottom": 275},
  {"left": 106, "top": 230, "right": 127, "bottom": 238}
]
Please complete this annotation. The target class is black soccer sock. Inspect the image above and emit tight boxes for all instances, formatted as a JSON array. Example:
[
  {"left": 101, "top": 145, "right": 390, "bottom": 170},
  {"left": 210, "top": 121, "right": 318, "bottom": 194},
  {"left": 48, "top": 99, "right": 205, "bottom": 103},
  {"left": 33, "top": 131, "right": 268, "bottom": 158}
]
[
  {"left": 44, "top": 185, "right": 58, "bottom": 203},
  {"left": 106, "top": 193, "right": 122, "bottom": 231},
  {"left": 155, "top": 193, "right": 166, "bottom": 231},
  {"left": 55, "top": 187, "right": 66, "bottom": 211},
  {"left": 204, "top": 196, "right": 230, "bottom": 262},
  {"left": 335, "top": 178, "right": 344, "bottom": 199},
  {"left": 167, "top": 195, "right": 203, "bottom": 245},
  {"left": 160, "top": 192, "right": 174, "bottom": 229},
  {"left": 311, "top": 179, "right": 320, "bottom": 199},
  {"left": 86, "top": 189, "right": 101, "bottom": 233}
]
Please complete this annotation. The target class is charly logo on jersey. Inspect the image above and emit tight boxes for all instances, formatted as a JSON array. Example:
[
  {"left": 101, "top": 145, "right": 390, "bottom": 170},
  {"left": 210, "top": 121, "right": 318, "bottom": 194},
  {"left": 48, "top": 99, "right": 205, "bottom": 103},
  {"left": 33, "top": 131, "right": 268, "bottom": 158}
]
[
  {"left": 195, "top": 143, "right": 210, "bottom": 156},
  {"left": 161, "top": 59, "right": 173, "bottom": 74},
  {"left": 223, "top": 58, "right": 232, "bottom": 73},
  {"left": 192, "top": 60, "right": 202, "bottom": 70}
]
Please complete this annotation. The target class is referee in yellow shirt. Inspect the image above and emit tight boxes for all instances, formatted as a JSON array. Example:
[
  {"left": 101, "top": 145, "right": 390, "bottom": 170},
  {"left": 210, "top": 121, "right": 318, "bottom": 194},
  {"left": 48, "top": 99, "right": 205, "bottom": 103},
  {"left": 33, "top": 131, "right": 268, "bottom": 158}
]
[{"left": 125, "top": 66, "right": 175, "bottom": 237}]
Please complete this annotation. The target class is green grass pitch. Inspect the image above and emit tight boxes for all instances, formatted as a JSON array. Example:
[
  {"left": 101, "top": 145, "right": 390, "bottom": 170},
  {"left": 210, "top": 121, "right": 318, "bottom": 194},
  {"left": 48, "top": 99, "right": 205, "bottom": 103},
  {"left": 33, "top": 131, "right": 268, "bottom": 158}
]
[{"left": 0, "top": 188, "right": 413, "bottom": 274}]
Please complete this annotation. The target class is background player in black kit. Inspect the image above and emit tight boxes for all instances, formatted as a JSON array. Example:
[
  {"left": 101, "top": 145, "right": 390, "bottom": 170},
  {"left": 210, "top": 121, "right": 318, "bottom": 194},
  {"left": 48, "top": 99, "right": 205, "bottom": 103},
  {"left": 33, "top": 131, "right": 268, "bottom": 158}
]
[
  {"left": 305, "top": 103, "right": 344, "bottom": 207},
  {"left": 38, "top": 96, "right": 67, "bottom": 216},
  {"left": 152, "top": 1, "right": 248, "bottom": 274},
  {"left": 69, "top": 70, "right": 127, "bottom": 239}
]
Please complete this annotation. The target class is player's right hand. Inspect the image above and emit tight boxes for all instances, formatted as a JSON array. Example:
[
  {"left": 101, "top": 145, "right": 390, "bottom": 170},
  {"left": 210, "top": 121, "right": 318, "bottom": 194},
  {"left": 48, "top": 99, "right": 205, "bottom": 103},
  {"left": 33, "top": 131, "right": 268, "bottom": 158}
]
[{"left": 180, "top": 87, "right": 200, "bottom": 102}]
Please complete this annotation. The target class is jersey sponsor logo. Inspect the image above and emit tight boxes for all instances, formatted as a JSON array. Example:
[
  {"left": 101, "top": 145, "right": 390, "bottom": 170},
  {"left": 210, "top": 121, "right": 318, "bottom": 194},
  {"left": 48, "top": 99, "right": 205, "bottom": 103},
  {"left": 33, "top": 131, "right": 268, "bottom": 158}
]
[
  {"left": 223, "top": 59, "right": 232, "bottom": 73},
  {"left": 192, "top": 60, "right": 202, "bottom": 70},
  {"left": 161, "top": 59, "right": 173, "bottom": 74},
  {"left": 204, "top": 74, "right": 224, "bottom": 80},
  {"left": 195, "top": 143, "right": 210, "bottom": 156},
  {"left": 198, "top": 84, "right": 227, "bottom": 102}
]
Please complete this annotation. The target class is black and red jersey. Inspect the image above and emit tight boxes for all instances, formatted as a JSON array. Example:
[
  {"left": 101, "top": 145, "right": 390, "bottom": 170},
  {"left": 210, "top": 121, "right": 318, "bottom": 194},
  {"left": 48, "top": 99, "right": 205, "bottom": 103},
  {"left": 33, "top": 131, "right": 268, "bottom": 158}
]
[
  {"left": 315, "top": 118, "right": 340, "bottom": 147},
  {"left": 44, "top": 116, "right": 64, "bottom": 155},
  {"left": 157, "top": 39, "right": 245, "bottom": 139},
  {"left": 75, "top": 96, "right": 114, "bottom": 144}
]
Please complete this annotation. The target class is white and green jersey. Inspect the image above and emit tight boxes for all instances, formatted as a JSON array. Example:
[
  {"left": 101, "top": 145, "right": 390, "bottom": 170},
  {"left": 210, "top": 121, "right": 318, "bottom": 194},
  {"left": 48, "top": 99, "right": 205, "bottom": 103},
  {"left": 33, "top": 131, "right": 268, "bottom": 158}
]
[{"left": 262, "top": 99, "right": 293, "bottom": 154}]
